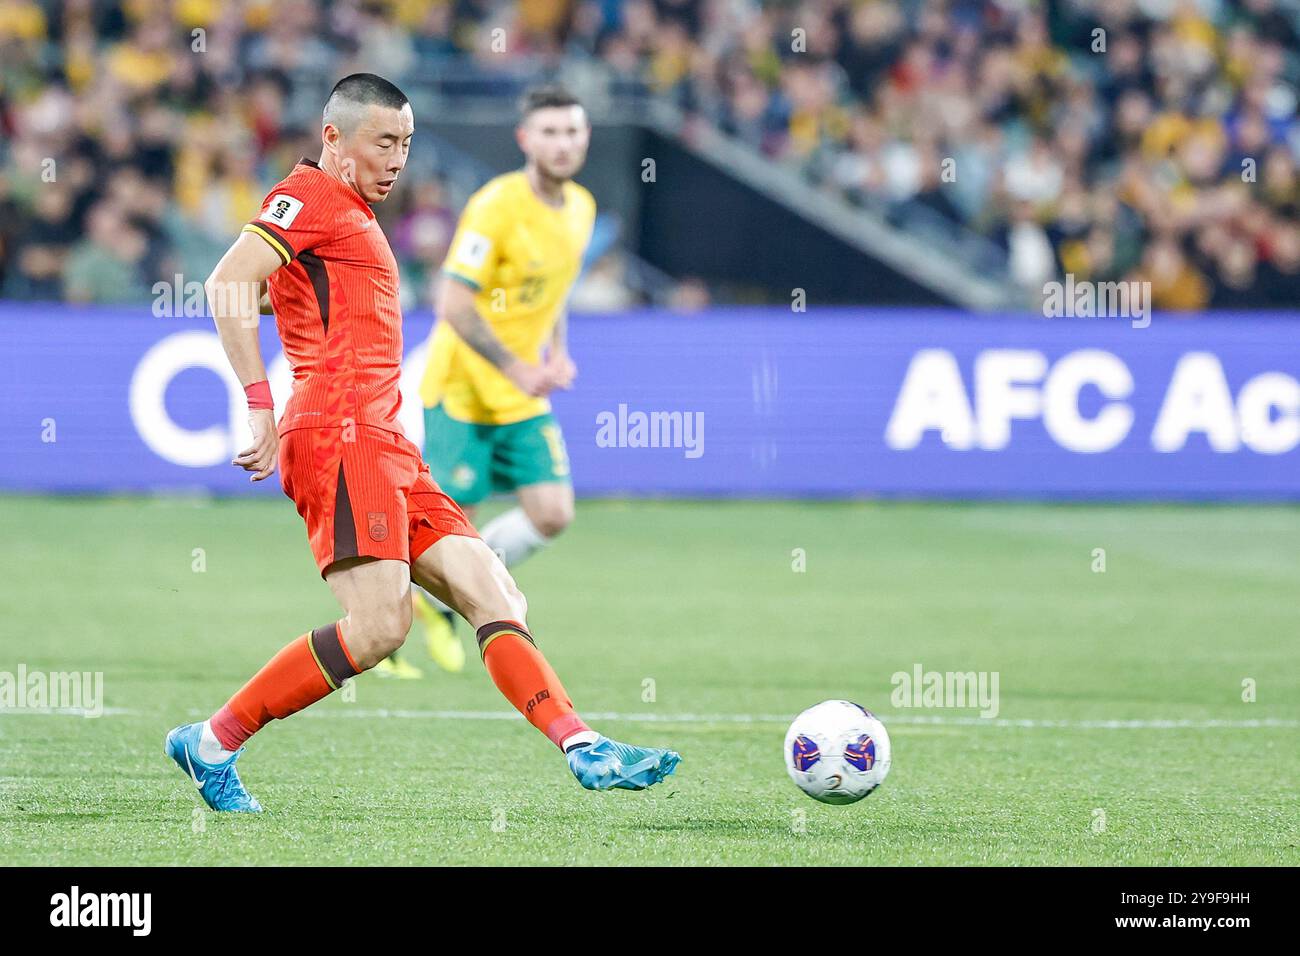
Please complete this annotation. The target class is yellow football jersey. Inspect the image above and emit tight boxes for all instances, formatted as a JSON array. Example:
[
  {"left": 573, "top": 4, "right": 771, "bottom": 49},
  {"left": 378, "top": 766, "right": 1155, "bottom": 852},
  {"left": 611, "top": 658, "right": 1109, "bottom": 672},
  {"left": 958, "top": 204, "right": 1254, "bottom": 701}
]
[{"left": 420, "top": 171, "right": 597, "bottom": 425}]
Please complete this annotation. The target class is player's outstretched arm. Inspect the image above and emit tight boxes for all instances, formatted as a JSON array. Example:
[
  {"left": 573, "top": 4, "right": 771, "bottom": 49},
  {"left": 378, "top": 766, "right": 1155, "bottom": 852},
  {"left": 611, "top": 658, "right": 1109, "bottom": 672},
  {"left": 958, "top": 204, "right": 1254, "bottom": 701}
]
[
  {"left": 206, "top": 232, "right": 286, "bottom": 481},
  {"left": 437, "top": 274, "right": 562, "bottom": 398}
]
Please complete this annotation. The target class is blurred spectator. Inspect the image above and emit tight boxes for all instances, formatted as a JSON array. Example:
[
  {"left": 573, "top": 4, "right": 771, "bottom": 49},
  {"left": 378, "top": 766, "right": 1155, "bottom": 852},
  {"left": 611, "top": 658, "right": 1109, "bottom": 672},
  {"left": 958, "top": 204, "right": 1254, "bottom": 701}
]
[
  {"left": 62, "top": 201, "right": 151, "bottom": 303},
  {"left": 667, "top": 275, "right": 711, "bottom": 312},
  {"left": 571, "top": 252, "right": 640, "bottom": 312},
  {"left": 7, "top": 186, "right": 76, "bottom": 300},
  {"left": 391, "top": 179, "right": 458, "bottom": 305}
]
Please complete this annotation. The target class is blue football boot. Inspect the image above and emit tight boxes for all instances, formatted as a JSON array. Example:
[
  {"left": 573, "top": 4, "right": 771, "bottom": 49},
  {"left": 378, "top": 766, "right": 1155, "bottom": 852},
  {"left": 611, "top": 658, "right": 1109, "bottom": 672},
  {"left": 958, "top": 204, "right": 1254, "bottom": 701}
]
[
  {"left": 567, "top": 735, "right": 681, "bottom": 791},
  {"left": 164, "top": 722, "right": 263, "bottom": 813}
]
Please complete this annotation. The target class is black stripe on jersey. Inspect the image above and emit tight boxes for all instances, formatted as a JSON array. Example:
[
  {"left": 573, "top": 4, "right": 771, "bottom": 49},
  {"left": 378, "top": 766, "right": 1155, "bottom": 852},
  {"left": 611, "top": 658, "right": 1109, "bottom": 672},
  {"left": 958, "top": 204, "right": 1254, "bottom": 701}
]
[
  {"left": 333, "top": 463, "right": 358, "bottom": 563},
  {"left": 299, "top": 251, "right": 331, "bottom": 332},
  {"left": 241, "top": 221, "right": 296, "bottom": 265}
]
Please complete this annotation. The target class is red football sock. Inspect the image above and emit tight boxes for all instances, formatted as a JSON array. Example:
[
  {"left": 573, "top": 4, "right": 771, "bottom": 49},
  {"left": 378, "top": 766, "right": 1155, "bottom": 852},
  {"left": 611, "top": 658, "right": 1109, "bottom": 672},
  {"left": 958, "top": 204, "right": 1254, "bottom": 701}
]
[
  {"left": 209, "top": 622, "right": 359, "bottom": 750},
  {"left": 477, "top": 621, "right": 591, "bottom": 749}
]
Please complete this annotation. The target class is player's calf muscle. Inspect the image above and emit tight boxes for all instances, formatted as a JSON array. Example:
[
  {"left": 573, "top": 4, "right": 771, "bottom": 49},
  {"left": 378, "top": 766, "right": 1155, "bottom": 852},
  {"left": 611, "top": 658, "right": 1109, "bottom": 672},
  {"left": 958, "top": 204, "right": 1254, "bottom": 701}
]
[
  {"left": 432, "top": 570, "right": 527, "bottom": 631},
  {"left": 413, "top": 536, "right": 527, "bottom": 629}
]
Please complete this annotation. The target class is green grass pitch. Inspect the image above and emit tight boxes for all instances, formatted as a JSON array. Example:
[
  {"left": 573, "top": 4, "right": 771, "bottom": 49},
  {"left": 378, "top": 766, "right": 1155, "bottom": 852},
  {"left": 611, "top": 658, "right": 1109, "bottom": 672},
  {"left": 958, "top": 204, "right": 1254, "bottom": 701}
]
[{"left": 0, "top": 495, "right": 1296, "bottom": 865}]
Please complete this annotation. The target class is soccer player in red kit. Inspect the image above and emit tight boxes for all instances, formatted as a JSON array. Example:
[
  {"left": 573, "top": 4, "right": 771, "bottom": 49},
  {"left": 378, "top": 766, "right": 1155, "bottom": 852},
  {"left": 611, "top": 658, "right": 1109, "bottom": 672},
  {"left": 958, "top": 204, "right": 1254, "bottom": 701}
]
[{"left": 164, "top": 74, "right": 679, "bottom": 811}]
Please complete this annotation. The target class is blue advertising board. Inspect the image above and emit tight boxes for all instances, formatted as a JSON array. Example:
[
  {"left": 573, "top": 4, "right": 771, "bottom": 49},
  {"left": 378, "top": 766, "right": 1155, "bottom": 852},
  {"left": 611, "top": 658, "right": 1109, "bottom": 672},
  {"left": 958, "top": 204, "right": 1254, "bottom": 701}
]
[{"left": 1, "top": 304, "right": 1297, "bottom": 499}]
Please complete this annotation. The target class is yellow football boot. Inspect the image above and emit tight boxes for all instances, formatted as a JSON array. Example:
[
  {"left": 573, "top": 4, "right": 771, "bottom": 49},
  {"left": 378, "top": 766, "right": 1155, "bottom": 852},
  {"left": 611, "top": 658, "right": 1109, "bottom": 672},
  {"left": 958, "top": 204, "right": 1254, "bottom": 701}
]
[{"left": 413, "top": 589, "right": 465, "bottom": 673}]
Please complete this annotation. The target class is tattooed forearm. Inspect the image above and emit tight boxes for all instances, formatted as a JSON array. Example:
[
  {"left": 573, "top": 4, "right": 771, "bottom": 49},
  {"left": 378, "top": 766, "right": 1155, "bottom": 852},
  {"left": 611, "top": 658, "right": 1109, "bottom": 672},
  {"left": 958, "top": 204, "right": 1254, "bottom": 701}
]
[
  {"left": 446, "top": 302, "right": 513, "bottom": 369},
  {"left": 438, "top": 273, "right": 515, "bottom": 369}
]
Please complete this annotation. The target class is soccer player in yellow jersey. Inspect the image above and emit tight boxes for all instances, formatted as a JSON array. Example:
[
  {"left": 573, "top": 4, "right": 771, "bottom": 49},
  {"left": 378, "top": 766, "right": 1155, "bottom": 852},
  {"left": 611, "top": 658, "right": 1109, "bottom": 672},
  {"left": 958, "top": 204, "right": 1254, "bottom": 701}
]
[{"left": 378, "top": 86, "right": 596, "bottom": 677}]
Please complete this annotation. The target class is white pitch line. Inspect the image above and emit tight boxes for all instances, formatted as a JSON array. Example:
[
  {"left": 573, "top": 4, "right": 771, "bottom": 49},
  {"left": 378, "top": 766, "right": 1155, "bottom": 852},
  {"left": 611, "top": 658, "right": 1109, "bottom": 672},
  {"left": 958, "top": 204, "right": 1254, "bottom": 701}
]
[
  {"left": 2, "top": 707, "right": 1296, "bottom": 730},
  {"left": 295, "top": 709, "right": 1300, "bottom": 730},
  {"left": 0, "top": 707, "right": 136, "bottom": 718}
]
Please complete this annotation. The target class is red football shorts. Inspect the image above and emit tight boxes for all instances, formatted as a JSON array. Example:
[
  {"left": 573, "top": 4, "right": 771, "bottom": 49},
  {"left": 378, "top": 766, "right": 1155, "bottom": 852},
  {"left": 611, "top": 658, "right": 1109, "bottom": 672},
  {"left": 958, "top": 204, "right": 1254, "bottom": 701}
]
[{"left": 279, "top": 424, "right": 478, "bottom": 576}]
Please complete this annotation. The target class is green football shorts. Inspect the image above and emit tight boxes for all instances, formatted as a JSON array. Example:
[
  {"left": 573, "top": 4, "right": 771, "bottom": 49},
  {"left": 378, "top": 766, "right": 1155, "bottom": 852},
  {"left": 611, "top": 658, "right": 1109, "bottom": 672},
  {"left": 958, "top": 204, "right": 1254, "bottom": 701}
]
[{"left": 422, "top": 404, "right": 571, "bottom": 506}]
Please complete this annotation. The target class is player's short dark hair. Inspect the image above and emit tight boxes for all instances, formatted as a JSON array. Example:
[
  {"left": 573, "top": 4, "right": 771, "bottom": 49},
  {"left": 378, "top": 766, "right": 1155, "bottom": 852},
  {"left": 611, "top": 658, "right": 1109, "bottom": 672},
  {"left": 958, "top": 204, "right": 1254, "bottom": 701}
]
[
  {"left": 323, "top": 73, "right": 409, "bottom": 132},
  {"left": 519, "top": 85, "right": 583, "bottom": 120}
]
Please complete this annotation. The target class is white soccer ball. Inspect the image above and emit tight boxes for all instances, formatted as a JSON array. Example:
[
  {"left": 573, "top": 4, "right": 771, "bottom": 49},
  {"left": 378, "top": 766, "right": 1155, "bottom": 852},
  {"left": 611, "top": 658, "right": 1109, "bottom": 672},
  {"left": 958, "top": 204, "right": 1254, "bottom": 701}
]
[{"left": 784, "top": 700, "right": 892, "bottom": 804}]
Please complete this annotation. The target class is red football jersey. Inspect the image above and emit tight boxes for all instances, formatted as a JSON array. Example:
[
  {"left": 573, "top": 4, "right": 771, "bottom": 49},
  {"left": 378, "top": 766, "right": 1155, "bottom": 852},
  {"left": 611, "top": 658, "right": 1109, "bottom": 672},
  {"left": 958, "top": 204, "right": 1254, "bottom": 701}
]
[{"left": 242, "top": 158, "right": 404, "bottom": 436}]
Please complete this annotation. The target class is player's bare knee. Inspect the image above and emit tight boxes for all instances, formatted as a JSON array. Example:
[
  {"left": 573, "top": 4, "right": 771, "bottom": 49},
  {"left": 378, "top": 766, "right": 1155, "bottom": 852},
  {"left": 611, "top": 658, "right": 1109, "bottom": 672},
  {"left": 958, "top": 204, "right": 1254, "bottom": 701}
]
[
  {"left": 348, "top": 599, "right": 411, "bottom": 665},
  {"left": 529, "top": 502, "right": 572, "bottom": 539},
  {"left": 384, "top": 597, "right": 413, "bottom": 649}
]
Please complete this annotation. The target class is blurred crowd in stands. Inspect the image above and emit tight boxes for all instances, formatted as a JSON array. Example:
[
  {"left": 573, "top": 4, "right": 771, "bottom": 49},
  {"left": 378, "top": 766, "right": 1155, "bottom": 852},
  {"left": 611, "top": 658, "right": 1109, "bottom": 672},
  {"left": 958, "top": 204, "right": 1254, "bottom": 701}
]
[
  {"left": 0, "top": 0, "right": 1296, "bottom": 310},
  {"left": 646, "top": 0, "right": 1299, "bottom": 308}
]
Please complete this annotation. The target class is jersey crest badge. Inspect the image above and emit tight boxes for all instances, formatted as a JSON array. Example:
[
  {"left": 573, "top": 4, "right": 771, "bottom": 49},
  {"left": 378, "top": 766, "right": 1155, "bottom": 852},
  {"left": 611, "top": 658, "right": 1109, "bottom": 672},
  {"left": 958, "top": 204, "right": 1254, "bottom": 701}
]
[
  {"left": 454, "top": 231, "right": 491, "bottom": 269},
  {"left": 260, "top": 194, "right": 304, "bottom": 229}
]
